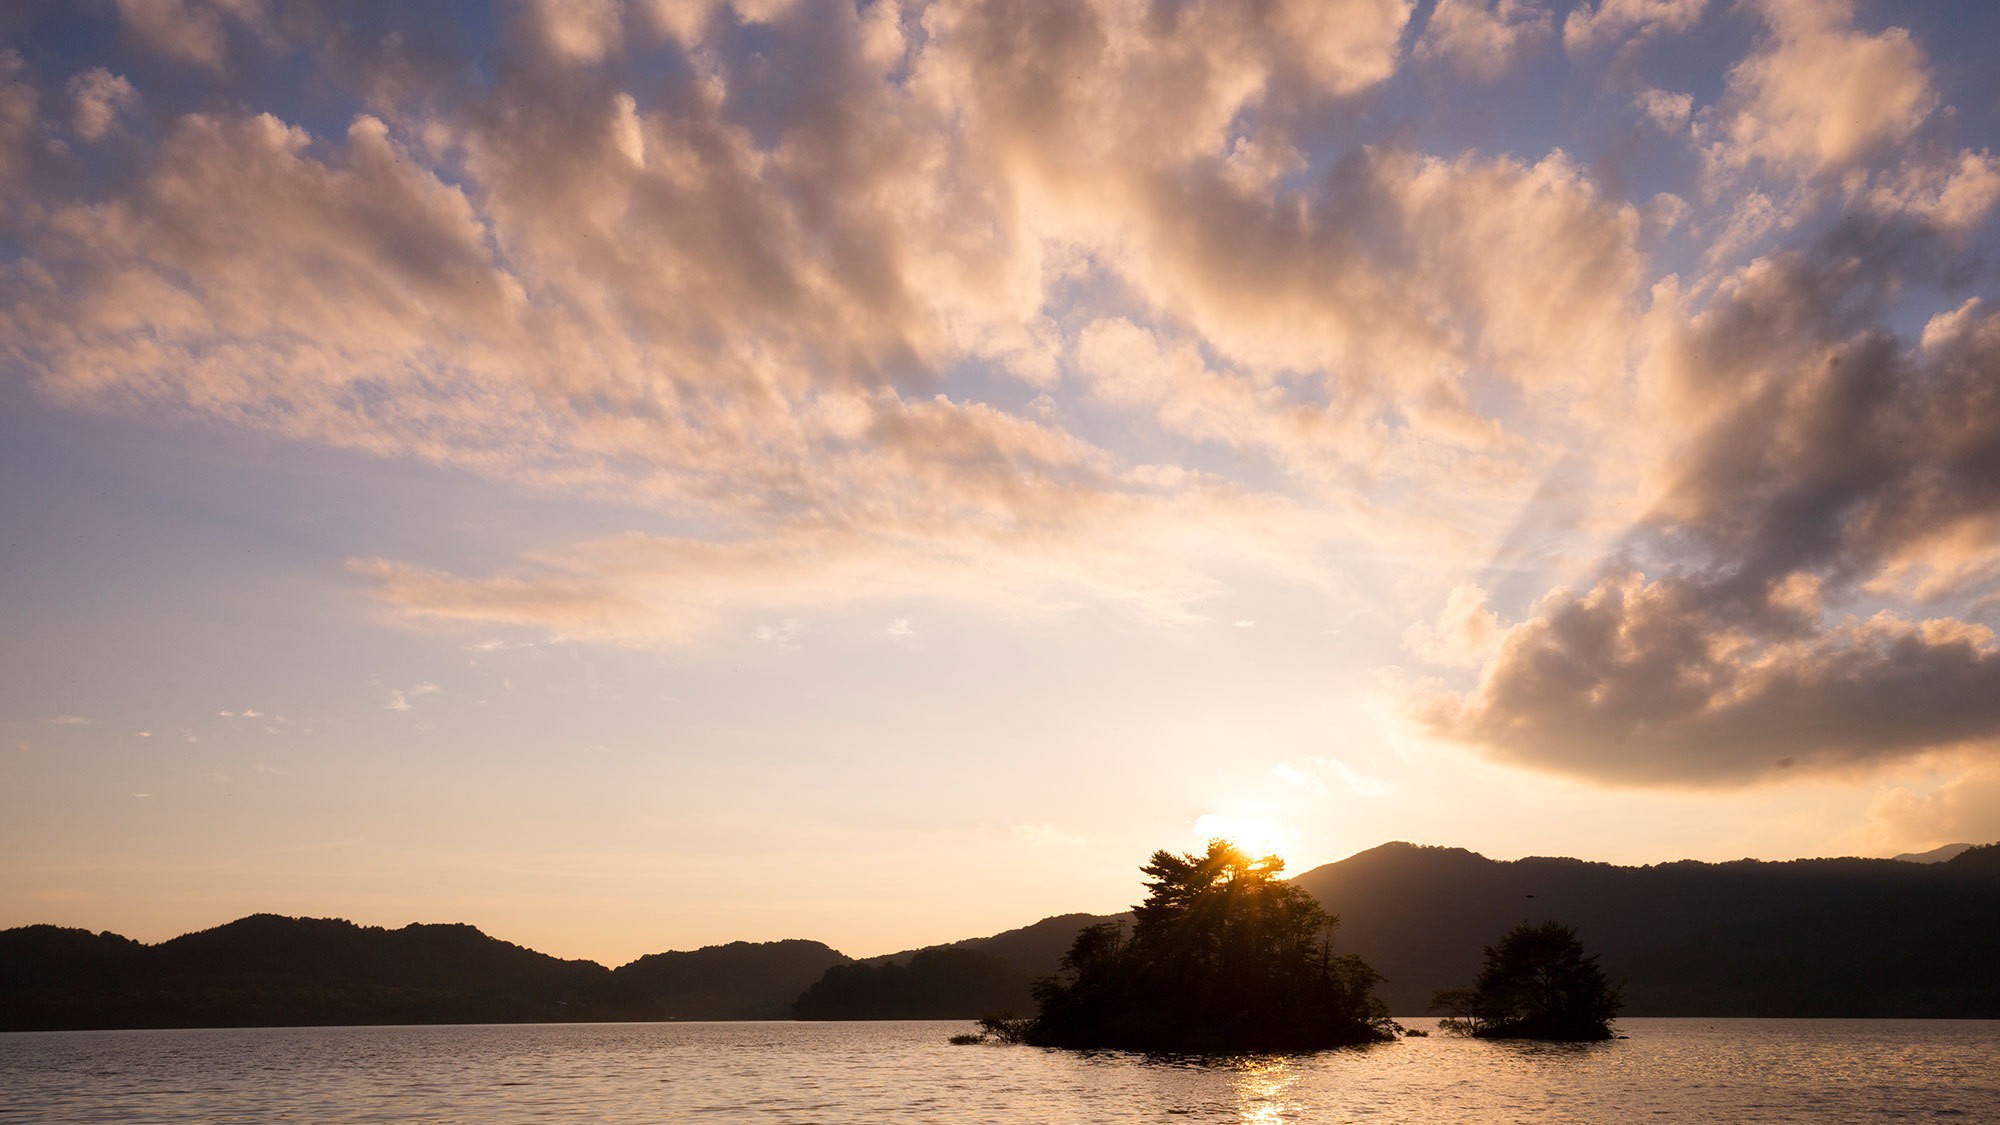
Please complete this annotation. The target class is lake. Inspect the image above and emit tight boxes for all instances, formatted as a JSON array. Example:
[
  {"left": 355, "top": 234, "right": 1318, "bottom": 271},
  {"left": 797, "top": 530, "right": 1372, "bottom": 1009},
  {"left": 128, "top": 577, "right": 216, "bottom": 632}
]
[{"left": 3, "top": 1018, "right": 1996, "bottom": 1122}]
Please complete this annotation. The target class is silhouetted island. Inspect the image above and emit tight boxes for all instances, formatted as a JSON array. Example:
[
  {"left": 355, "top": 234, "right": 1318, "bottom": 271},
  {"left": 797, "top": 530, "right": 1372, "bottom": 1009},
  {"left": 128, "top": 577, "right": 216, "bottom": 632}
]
[
  {"left": 1017, "top": 840, "right": 1392, "bottom": 1051},
  {"left": 1432, "top": 921, "right": 1622, "bottom": 1040}
]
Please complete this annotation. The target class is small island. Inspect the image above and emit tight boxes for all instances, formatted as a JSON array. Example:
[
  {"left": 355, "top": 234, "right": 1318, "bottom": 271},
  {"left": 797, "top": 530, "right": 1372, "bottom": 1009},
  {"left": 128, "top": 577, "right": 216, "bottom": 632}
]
[
  {"left": 1431, "top": 920, "right": 1622, "bottom": 1041},
  {"left": 998, "top": 839, "right": 1394, "bottom": 1052}
]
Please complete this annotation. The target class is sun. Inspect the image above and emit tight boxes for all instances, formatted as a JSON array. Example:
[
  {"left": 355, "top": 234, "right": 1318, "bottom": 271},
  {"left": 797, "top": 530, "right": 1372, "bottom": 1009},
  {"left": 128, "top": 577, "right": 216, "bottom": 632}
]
[{"left": 1193, "top": 812, "right": 1295, "bottom": 866}]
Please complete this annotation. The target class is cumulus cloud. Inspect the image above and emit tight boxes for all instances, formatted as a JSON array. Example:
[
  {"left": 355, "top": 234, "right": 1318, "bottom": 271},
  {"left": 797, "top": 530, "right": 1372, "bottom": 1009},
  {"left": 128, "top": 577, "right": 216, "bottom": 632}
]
[
  {"left": 1404, "top": 583, "right": 1501, "bottom": 669},
  {"left": 1867, "top": 151, "right": 2000, "bottom": 233},
  {"left": 1635, "top": 88, "right": 1693, "bottom": 132},
  {"left": 112, "top": 0, "right": 271, "bottom": 71},
  {"left": 1425, "top": 229, "right": 2000, "bottom": 786},
  {"left": 1, "top": 0, "right": 1659, "bottom": 647},
  {"left": 1705, "top": 0, "right": 1934, "bottom": 180},
  {"left": 1415, "top": 0, "right": 1553, "bottom": 81},
  {"left": 67, "top": 69, "right": 138, "bottom": 142},
  {"left": 1562, "top": 0, "right": 1708, "bottom": 54},
  {"left": 4, "top": 0, "right": 1999, "bottom": 800}
]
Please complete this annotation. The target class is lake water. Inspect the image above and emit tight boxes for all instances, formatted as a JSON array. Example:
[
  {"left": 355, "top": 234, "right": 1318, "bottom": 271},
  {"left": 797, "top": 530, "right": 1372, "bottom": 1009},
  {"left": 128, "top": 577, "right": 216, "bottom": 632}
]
[{"left": 3, "top": 1018, "right": 1995, "bottom": 1123}]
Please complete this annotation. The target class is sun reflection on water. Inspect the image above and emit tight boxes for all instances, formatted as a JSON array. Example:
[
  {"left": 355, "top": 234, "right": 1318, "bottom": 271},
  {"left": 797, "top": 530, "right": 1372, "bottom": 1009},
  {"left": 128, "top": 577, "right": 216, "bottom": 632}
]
[{"left": 1231, "top": 1056, "right": 1300, "bottom": 1124}]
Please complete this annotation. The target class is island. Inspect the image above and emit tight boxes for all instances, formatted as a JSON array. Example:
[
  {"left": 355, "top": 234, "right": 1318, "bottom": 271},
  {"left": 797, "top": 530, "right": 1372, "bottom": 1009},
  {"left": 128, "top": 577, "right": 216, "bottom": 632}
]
[{"left": 1001, "top": 839, "right": 1394, "bottom": 1052}]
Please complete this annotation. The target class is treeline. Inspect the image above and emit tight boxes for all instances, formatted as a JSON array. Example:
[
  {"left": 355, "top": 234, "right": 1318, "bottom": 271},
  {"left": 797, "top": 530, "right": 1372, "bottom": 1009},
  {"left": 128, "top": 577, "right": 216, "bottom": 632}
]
[
  {"left": 0, "top": 916, "right": 847, "bottom": 1031},
  {"left": 6, "top": 842, "right": 1997, "bottom": 1030}
]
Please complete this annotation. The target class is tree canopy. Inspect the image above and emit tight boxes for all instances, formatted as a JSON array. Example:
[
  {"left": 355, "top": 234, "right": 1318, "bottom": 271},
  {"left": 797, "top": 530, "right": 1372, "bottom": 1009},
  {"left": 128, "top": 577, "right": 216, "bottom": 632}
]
[
  {"left": 1431, "top": 920, "right": 1621, "bottom": 1040},
  {"left": 1023, "top": 839, "right": 1391, "bottom": 1051}
]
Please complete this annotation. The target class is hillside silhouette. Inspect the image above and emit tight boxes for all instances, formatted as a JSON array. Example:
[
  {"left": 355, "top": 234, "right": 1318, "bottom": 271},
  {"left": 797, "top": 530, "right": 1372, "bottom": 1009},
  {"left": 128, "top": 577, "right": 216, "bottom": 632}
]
[
  {"left": 0, "top": 917, "right": 842, "bottom": 1030},
  {"left": 0, "top": 915, "right": 652, "bottom": 1030},
  {"left": 794, "top": 947, "right": 1032, "bottom": 1019},
  {"left": 612, "top": 939, "right": 849, "bottom": 1020},
  {"left": 6, "top": 841, "right": 1996, "bottom": 1029},
  {"left": 1292, "top": 841, "right": 2000, "bottom": 1016}
]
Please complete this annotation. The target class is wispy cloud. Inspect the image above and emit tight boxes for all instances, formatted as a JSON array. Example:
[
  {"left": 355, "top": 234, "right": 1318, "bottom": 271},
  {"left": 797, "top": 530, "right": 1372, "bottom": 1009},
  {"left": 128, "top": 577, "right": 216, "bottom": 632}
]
[{"left": 385, "top": 682, "right": 443, "bottom": 713}]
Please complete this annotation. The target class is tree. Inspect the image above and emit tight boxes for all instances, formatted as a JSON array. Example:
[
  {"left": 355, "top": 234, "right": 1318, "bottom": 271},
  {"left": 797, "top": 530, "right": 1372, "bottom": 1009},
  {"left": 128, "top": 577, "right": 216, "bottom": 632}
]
[
  {"left": 1431, "top": 920, "right": 1621, "bottom": 1040},
  {"left": 1023, "top": 839, "right": 1391, "bottom": 1051}
]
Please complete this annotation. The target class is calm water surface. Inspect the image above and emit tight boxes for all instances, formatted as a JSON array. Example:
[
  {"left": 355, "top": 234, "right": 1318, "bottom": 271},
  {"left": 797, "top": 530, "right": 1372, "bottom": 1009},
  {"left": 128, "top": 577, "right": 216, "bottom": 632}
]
[{"left": 3, "top": 1018, "right": 1995, "bottom": 1123}]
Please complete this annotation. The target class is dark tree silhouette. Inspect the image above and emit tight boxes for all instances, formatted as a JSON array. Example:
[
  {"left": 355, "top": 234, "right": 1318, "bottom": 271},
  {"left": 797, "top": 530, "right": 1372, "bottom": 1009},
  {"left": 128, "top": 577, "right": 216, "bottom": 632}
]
[
  {"left": 1023, "top": 839, "right": 1391, "bottom": 1051},
  {"left": 1431, "top": 920, "right": 1621, "bottom": 1040}
]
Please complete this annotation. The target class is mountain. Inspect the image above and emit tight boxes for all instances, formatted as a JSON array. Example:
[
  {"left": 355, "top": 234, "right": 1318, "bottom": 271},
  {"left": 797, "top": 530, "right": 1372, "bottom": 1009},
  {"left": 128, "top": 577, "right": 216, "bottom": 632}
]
[
  {"left": 0, "top": 914, "right": 654, "bottom": 1031},
  {"left": 1892, "top": 843, "right": 1974, "bottom": 863},
  {"left": 612, "top": 939, "right": 849, "bottom": 1019},
  {"left": 9, "top": 842, "right": 1997, "bottom": 1029},
  {"left": 800, "top": 841, "right": 2000, "bottom": 1020},
  {"left": 0, "top": 916, "right": 846, "bottom": 1031},
  {"left": 794, "top": 947, "right": 1034, "bottom": 1019},
  {"left": 1291, "top": 841, "right": 2000, "bottom": 1016},
  {"left": 866, "top": 912, "right": 1130, "bottom": 975},
  {"left": 789, "top": 913, "right": 1126, "bottom": 1020}
]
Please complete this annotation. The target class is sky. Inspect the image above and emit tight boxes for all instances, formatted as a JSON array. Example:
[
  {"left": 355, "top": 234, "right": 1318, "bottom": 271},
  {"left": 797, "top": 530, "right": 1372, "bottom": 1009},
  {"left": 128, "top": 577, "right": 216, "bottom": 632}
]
[{"left": 2, "top": 0, "right": 1999, "bottom": 967}]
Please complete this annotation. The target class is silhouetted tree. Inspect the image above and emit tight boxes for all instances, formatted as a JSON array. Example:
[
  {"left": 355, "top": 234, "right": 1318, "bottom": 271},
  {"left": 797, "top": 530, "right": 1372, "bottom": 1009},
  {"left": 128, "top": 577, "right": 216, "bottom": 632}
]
[
  {"left": 1024, "top": 839, "right": 1391, "bottom": 1051},
  {"left": 1432, "top": 920, "right": 1620, "bottom": 1040}
]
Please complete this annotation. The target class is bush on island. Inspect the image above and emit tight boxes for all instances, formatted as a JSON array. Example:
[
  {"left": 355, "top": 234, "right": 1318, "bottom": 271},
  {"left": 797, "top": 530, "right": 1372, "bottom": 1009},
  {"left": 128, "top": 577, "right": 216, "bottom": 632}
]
[{"left": 1431, "top": 920, "right": 1621, "bottom": 1041}]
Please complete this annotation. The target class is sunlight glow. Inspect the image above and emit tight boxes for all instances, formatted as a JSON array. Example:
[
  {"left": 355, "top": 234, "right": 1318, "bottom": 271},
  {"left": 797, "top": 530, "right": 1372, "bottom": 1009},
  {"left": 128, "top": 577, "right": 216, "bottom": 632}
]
[{"left": 1194, "top": 813, "right": 1295, "bottom": 866}]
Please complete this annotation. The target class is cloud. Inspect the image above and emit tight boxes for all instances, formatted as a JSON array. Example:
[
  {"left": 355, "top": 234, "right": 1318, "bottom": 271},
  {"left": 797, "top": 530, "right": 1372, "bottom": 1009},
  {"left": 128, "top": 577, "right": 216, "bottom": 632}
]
[
  {"left": 1562, "top": 0, "right": 1708, "bottom": 54},
  {"left": 44, "top": 714, "right": 96, "bottom": 725},
  {"left": 354, "top": 471, "right": 1330, "bottom": 645},
  {"left": 5, "top": 0, "right": 1999, "bottom": 799},
  {"left": 751, "top": 618, "right": 806, "bottom": 652},
  {"left": 1274, "top": 756, "right": 1391, "bottom": 798},
  {"left": 385, "top": 682, "right": 442, "bottom": 712},
  {"left": 1868, "top": 764, "right": 2000, "bottom": 850},
  {"left": 1635, "top": 88, "right": 1693, "bottom": 132},
  {"left": 1425, "top": 573, "right": 2000, "bottom": 785},
  {"left": 1415, "top": 0, "right": 1553, "bottom": 81},
  {"left": 1867, "top": 151, "right": 2000, "bottom": 233},
  {"left": 1404, "top": 583, "right": 1501, "bottom": 668},
  {"left": 112, "top": 0, "right": 275, "bottom": 71},
  {"left": 1705, "top": 0, "right": 1934, "bottom": 180},
  {"left": 2, "top": 2, "right": 1662, "bottom": 652},
  {"left": 67, "top": 69, "right": 138, "bottom": 142},
  {"left": 1424, "top": 231, "right": 2000, "bottom": 786}
]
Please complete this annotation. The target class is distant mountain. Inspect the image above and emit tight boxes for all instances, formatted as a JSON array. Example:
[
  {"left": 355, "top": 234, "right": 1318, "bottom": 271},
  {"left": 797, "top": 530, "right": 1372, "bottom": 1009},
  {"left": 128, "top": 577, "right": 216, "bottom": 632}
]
[
  {"left": 1290, "top": 841, "right": 2000, "bottom": 1016},
  {"left": 790, "top": 913, "right": 1127, "bottom": 1020},
  {"left": 9, "top": 842, "right": 1997, "bottom": 1029},
  {"left": 0, "top": 916, "right": 846, "bottom": 1031},
  {"left": 794, "top": 947, "right": 1033, "bottom": 1019},
  {"left": 1892, "top": 843, "right": 1974, "bottom": 863},
  {"left": 612, "top": 939, "right": 849, "bottom": 1019},
  {"left": 805, "top": 840, "right": 2000, "bottom": 1020},
  {"left": 0, "top": 914, "right": 654, "bottom": 1031},
  {"left": 867, "top": 912, "right": 1131, "bottom": 975}
]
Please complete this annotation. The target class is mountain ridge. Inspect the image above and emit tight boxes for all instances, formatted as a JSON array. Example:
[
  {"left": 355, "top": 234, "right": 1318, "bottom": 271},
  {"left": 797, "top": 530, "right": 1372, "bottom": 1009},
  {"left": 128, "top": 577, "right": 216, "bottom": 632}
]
[{"left": 6, "top": 840, "right": 1995, "bottom": 1028}]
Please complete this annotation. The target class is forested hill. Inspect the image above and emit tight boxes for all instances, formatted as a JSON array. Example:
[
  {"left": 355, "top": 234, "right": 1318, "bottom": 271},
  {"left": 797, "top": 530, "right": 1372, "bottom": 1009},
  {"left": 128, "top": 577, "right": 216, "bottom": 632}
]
[
  {"left": 1291, "top": 841, "right": 2000, "bottom": 1016},
  {"left": 0, "top": 916, "right": 846, "bottom": 1031},
  {"left": 789, "top": 841, "right": 2000, "bottom": 1019},
  {"left": 612, "top": 939, "right": 850, "bottom": 1019},
  {"left": 7, "top": 843, "right": 1996, "bottom": 1028}
]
